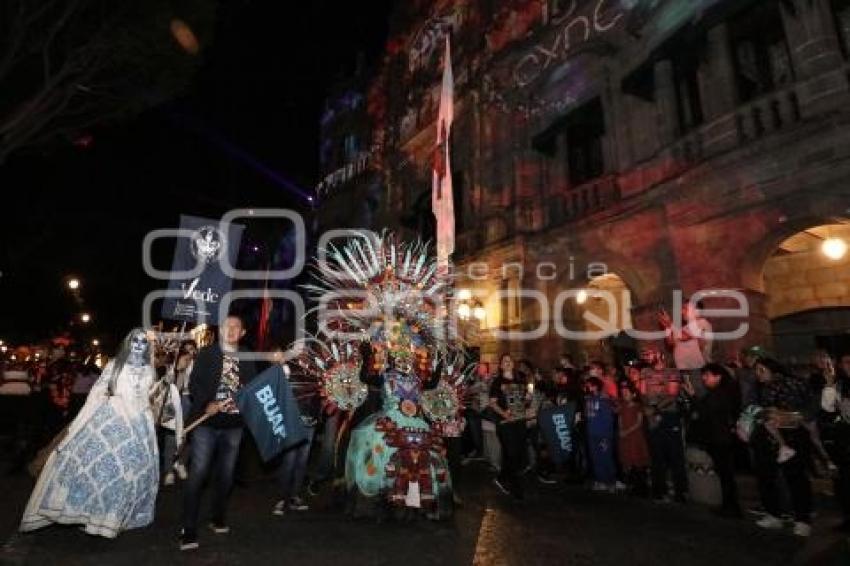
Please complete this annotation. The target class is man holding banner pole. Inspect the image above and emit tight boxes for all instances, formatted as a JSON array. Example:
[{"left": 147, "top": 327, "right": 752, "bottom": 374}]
[{"left": 179, "top": 315, "right": 257, "bottom": 551}]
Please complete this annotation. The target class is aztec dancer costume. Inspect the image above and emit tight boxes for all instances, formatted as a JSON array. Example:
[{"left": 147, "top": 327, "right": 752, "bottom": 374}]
[{"left": 300, "top": 233, "right": 469, "bottom": 519}]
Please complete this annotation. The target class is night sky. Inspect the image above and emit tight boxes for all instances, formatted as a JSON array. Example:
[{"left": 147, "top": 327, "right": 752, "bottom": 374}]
[{"left": 0, "top": 0, "right": 394, "bottom": 347}]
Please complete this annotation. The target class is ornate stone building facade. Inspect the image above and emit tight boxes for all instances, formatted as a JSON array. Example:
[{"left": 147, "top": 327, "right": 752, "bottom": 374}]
[{"left": 318, "top": 0, "right": 850, "bottom": 367}]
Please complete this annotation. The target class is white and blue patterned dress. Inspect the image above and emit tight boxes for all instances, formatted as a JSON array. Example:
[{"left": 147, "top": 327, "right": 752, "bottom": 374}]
[{"left": 21, "top": 361, "right": 159, "bottom": 538}]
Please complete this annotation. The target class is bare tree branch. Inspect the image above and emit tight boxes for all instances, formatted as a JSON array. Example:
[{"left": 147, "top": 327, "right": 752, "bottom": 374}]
[
  {"left": 42, "top": 0, "right": 84, "bottom": 86},
  {"left": 0, "top": 0, "right": 215, "bottom": 165}
]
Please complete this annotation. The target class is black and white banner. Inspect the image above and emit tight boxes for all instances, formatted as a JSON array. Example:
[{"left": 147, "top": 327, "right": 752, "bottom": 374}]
[{"left": 161, "top": 215, "right": 243, "bottom": 325}]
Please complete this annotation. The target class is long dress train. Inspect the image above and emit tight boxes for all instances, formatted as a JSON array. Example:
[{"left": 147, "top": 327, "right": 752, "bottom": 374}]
[{"left": 20, "top": 361, "right": 159, "bottom": 538}]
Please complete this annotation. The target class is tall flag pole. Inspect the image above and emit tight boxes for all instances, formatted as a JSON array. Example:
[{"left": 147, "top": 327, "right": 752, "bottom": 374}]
[{"left": 432, "top": 35, "right": 455, "bottom": 274}]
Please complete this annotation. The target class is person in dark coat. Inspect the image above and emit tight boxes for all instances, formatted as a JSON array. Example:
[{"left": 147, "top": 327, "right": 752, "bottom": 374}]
[
  {"left": 688, "top": 363, "right": 742, "bottom": 517},
  {"left": 751, "top": 357, "right": 814, "bottom": 537}
]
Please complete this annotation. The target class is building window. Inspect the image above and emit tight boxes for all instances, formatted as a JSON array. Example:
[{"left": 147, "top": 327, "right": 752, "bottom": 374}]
[
  {"left": 565, "top": 98, "right": 605, "bottom": 186},
  {"left": 729, "top": 1, "right": 793, "bottom": 103},
  {"left": 343, "top": 134, "right": 359, "bottom": 162},
  {"left": 832, "top": 0, "right": 850, "bottom": 58},
  {"left": 673, "top": 45, "right": 704, "bottom": 132}
]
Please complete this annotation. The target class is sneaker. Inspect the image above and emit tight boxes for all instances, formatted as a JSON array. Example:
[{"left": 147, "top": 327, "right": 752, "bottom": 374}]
[
  {"left": 163, "top": 472, "right": 175, "bottom": 486},
  {"left": 173, "top": 462, "right": 188, "bottom": 480},
  {"left": 537, "top": 473, "right": 557, "bottom": 485},
  {"left": 272, "top": 500, "right": 287, "bottom": 516},
  {"left": 777, "top": 446, "right": 796, "bottom": 464},
  {"left": 179, "top": 530, "right": 199, "bottom": 551},
  {"left": 462, "top": 452, "right": 484, "bottom": 465},
  {"left": 209, "top": 521, "right": 230, "bottom": 534},
  {"left": 756, "top": 514, "right": 784, "bottom": 530},
  {"left": 289, "top": 497, "right": 309, "bottom": 511},
  {"left": 792, "top": 522, "right": 812, "bottom": 537},
  {"left": 493, "top": 478, "right": 511, "bottom": 496},
  {"left": 306, "top": 480, "right": 321, "bottom": 497},
  {"left": 746, "top": 505, "right": 767, "bottom": 517}
]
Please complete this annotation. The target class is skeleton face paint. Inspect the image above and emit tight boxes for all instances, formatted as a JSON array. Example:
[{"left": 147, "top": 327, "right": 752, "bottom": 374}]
[{"left": 129, "top": 332, "right": 150, "bottom": 364}]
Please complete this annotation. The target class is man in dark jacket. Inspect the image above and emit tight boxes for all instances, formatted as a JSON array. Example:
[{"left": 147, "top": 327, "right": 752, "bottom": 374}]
[
  {"left": 180, "top": 315, "right": 257, "bottom": 551},
  {"left": 691, "top": 363, "right": 742, "bottom": 517}
]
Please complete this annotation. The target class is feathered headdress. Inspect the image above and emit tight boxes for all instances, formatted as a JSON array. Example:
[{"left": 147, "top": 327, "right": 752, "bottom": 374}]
[{"left": 298, "top": 232, "right": 471, "bottom": 410}]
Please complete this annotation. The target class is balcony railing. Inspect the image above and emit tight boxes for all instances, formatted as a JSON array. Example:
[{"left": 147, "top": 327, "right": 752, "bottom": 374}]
[
  {"left": 668, "top": 83, "right": 801, "bottom": 172},
  {"left": 670, "top": 127, "right": 704, "bottom": 166},
  {"left": 552, "top": 175, "right": 620, "bottom": 224},
  {"left": 734, "top": 85, "right": 800, "bottom": 143}
]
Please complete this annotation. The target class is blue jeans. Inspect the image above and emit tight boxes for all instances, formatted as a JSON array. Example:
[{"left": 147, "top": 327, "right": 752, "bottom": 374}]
[
  {"left": 182, "top": 425, "right": 243, "bottom": 533},
  {"left": 160, "top": 429, "right": 178, "bottom": 474},
  {"left": 277, "top": 426, "right": 315, "bottom": 500}
]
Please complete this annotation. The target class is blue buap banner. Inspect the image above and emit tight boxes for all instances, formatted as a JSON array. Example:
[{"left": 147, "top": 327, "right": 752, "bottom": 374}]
[
  {"left": 236, "top": 365, "right": 306, "bottom": 462},
  {"left": 161, "top": 214, "right": 244, "bottom": 325},
  {"left": 538, "top": 403, "right": 577, "bottom": 465}
]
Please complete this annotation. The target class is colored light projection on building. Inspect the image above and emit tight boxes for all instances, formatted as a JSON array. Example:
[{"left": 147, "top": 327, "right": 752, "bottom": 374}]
[{"left": 372, "top": 0, "right": 724, "bottom": 138}]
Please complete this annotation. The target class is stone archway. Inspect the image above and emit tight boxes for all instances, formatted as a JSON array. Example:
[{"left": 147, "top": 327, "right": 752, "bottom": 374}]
[
  {"left": 578, "top": 273, "right": 637, "bottom": 364},
  {"left": 761, "top": 222, "right": 850, "bottom": 361},
  {"left": 547, "top": 267, "right": 641, "bottom": 367}
]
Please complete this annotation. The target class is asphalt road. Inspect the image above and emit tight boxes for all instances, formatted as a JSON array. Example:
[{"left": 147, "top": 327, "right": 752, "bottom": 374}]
[{"left": 1, "top": 463, "right": 848, "bottom": 566}]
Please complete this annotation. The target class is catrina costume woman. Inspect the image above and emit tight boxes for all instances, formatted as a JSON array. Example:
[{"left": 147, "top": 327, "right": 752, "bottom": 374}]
[
  {"left": 300, "top": 233, "right": 469, "bottom": 519},
  {"left": 21, "top": 329, "right": 160, "bottom": 538}
]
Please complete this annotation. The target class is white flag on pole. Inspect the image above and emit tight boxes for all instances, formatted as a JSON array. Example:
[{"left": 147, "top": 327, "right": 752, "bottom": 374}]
[{"left": 432, "top": 36, "right": 455, "bottom": 270}]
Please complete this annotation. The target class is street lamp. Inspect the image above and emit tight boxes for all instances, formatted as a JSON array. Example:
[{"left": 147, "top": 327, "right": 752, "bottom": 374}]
[
  {"left": 472, "top": 304, "right": 486, "bottom": 322},
  {"left": 170, "top": 19, "right": 199, "bottom": 55},
  {"left": 822, "top": 237, "right": 848, "bottom": 261},
  {"left": 67, "top": 278, "right": 80, "bottom": 291},
  {"left": 91, "top": 339, "right": 100, "bottom": 347},
  {"left": 80, "top": 313, "right": 92, "bottom": 324}
]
